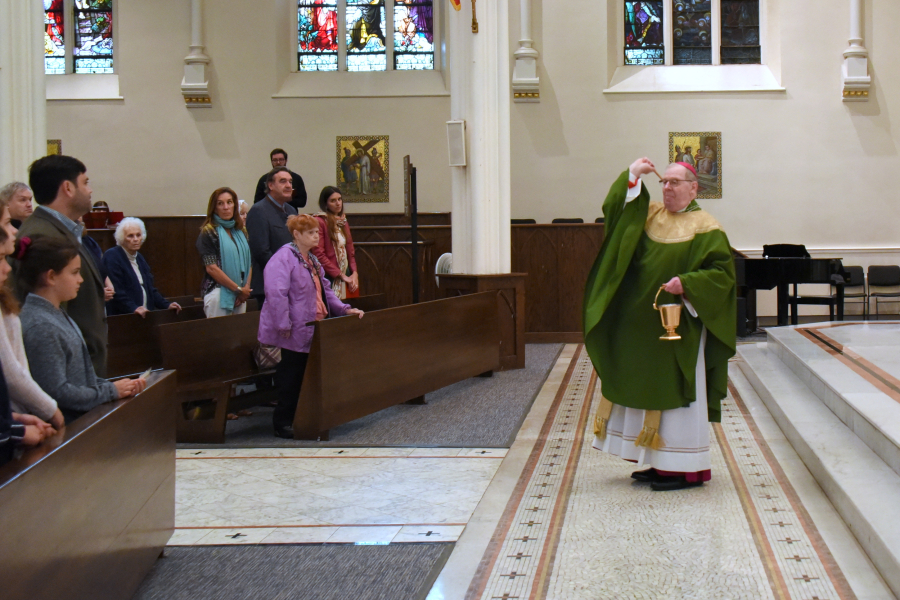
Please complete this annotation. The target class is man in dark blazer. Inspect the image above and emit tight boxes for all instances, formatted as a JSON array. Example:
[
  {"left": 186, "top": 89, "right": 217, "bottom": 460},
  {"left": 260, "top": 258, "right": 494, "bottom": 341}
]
[
  {"left": 12, "top": 155, "right": 109, "bottom": 377},
  {"left": 252, "top": 148, "right": 307, "bottom": 209},
  {"left": 246, "top": 167, "right": 299, "bottom": 309}
]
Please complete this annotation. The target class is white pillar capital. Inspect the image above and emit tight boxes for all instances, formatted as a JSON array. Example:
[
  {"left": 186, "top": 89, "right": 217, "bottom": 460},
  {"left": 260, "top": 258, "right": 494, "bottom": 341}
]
[
  {"left": 182, "top": 0, "right": 212, "bottom": 107},
  {"left": 842, "top": 0, "right": 870, "bottom": 102},
  {"left": 512, "top": 0, "right": 540, "bottom": 102}
]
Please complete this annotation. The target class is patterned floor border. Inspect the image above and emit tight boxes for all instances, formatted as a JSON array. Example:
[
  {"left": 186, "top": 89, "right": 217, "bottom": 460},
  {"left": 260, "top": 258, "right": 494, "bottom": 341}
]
[
  {"left": 719, "top": 381, "right": 856, "bottom": 600},
  {"left": 466, "top": 345, "right": 595, "bottom": 600},
  {"left": 465, "top": 345, "right": 858, "bottom": 600}
]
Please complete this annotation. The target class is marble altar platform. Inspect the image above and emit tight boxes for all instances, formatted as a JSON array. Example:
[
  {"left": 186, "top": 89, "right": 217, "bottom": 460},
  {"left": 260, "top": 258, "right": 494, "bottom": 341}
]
[{"left": 737, "top": 322, "right": 900, "bottom": 598}]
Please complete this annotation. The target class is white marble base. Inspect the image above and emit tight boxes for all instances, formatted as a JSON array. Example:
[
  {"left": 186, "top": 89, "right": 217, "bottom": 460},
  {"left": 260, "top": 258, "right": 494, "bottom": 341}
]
[
  {"left": 738, "top": 338, "right": 900, "bottom": 598},
  {"left": 766, "top": 323, "right": 900, "bottom": 476}
]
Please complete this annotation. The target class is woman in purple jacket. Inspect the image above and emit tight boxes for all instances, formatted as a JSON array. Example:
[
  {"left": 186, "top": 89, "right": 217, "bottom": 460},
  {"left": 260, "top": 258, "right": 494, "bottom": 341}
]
[{"left": 258, "top": 214, "right": 364, "bottom": 438}]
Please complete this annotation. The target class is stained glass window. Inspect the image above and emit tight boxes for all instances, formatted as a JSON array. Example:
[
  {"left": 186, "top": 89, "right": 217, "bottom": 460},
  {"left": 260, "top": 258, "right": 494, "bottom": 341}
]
[
  {"left": 298, "top": 0, "right": 339, "bottom": 71},
  {"left": 625, "top": 1, "right": 664, "bottom": 65},
  {"left": 393, "top": 0, "right": 434, "bottom": 70},
  {"left": 347, "top": 0, "right": 386, "bottom": 72},
  {"left": 73, "top": 0, "right": 113, "bottom": 73},
  {"left": 44, "top": 0, "right": 66, "bottom": 74},
  {"left": 721, "top": 0, "right": 760, "bottom": 64},
  {"left": 673, "top": 0, "right": 711, "bottom": 65}
]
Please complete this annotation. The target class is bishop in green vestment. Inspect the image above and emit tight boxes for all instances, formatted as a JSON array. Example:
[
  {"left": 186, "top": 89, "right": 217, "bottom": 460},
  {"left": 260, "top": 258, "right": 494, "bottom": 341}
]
[{"left": 583, "top": 158, "right": 736, "bottom": 491}]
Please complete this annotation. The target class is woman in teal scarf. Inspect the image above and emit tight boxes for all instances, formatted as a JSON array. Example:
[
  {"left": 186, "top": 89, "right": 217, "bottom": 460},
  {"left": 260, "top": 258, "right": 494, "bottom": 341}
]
[{"left": 196, "top": 187, "right": 253, "bottom": 318}]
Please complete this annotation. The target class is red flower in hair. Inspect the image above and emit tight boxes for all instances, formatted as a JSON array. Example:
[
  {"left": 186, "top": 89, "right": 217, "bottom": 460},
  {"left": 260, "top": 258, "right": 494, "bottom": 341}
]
[{"left": 15, "top": 237, "right": 31, "bottom": 260}]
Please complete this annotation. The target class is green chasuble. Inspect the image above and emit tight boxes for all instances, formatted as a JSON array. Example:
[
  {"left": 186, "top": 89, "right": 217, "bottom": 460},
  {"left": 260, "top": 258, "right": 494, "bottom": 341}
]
[{"left": 583, "top": 170, "right": 736, "bottom": 423}]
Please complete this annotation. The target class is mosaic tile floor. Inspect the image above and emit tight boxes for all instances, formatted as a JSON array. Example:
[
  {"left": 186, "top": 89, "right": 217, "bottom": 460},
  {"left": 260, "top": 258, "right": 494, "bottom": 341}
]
[{"left": 462, "top": 347, "right": 869, "bottom": 600}]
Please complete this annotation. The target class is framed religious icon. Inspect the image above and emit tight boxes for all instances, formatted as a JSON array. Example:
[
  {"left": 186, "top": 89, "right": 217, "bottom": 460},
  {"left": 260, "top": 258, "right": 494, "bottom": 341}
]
[
  {"left": 47, "top": 139, "right": 62, "bottom": 156},
  {"left": 668, "top": 132, "right": 721, "bottom": 198},
  {"left": 336, "top": 135, "right": 389, "bottom": 202}
]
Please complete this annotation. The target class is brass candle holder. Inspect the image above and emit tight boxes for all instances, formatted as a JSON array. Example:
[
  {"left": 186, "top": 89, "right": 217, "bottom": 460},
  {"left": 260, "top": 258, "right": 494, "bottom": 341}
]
[{"left": 653, "top": 285, "right": 682, "bottom": 341}]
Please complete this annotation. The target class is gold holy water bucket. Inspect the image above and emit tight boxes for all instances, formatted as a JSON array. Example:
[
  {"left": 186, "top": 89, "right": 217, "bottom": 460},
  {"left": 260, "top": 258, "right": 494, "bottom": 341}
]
[{"left": 653, "top": 285, "right": 682, "bottom": 341}]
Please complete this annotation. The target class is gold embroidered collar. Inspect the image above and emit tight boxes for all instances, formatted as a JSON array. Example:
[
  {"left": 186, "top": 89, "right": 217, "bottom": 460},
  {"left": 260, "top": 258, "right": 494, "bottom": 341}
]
[{"left": 644, "top": 201, "right": 721, "bottom": 244}]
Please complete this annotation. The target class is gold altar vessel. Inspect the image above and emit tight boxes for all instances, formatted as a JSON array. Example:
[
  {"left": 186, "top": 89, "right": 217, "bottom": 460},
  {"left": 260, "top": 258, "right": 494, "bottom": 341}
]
[{"left": 653, "top": 285, "right": 682, "bottom": 341}]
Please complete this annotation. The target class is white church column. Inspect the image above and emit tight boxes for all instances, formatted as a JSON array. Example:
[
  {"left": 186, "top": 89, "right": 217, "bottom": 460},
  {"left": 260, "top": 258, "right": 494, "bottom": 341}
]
[
  {"left": 441, "top": 1, "right": 525, "bottom": 370},
  {"left": 842, "top": 0, "right": 870, "bottom": 101},
  {"left": 0, "top": 0, "right": 47, "bottom": 183},
  {"left": 181, "top": 0, "right": 212, "bottom": 107},
  {"left": 511, "top": 0, "right": 540, "bottom": 102},
  {"left": 448, "top": 0, "right": 511, "bottom": 274}
]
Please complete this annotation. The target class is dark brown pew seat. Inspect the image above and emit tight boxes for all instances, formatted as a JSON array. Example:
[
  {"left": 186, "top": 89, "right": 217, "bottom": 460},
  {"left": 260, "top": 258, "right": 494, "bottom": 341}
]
[
  {"left": 159, "top": 311, "right": 276, "bottom": 444},
  {"left": 0, "top": 371, "right": 176, "bottom": 600}
]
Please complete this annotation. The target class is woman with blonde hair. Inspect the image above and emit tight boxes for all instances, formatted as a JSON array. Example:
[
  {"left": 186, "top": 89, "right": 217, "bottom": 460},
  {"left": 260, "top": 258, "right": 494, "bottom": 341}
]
[
  {"left": 258, "top": 214, "right": 363, "bottom": 438},
  {"left": 196, "top": 187, "right": 252, "bottom": 317},
  {"left": 311, "top": 186, "right": 358, "bottom": 299}
]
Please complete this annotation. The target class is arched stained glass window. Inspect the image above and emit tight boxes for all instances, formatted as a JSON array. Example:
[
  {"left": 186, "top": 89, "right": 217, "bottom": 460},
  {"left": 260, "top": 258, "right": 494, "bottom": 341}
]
[
  {"left": 44, "top": 0, "right": 114, "bottom": 74},
  {"left": 297, "top": 0, "right": 434, "bottom": 72},
  {"left": 721, "top": 0, "right": 760, "bottom": 64},
  {"left": 74, "top": 0, "right": 113, "bottom": 73},
  {"left": 623, "top": 0, "right": 760, "bottom": 66},
  {"left": 393, "top": 0, "right": 434, "bottom": 70},
  {"left": 44, "top": 0, "right": 66, "bottom": 74},
  {"left": 299, "top": 0, "right": 339, "bottom": 71},
  {"left": 347, "top": 0, "right": 387, "bottom": 71},
  {"left": 673, "top": 0, "right": 711, "bottom": 65},
  {"left": 625, "top": 1, "right": 664, "bottom": 65}
]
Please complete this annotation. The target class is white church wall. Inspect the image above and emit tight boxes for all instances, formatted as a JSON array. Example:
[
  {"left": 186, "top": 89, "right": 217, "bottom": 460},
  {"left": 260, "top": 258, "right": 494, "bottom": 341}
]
[
  {"left": 508, "top": 0, "right": 898, "bottom": 256},
  {"left": 45, "top": 0, "right": 898, "bottom": 315},
  {"left": 46, "top": 0, "right": 452, "bottom": 216}
]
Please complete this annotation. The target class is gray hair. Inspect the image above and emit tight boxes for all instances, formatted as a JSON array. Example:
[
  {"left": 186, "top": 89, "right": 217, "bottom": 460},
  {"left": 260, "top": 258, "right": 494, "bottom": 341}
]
[
  {"left": 0, "top": 182, "right": 30, "bottom": 204},
  {"left": 114, "top": 217, "right": 147, "bottom": 246}
]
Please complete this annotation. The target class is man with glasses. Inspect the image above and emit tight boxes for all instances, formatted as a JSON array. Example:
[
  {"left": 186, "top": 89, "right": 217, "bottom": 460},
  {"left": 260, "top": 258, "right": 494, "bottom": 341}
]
[{"left": 583, "top": 157, "right": 736, "bottom": 491}]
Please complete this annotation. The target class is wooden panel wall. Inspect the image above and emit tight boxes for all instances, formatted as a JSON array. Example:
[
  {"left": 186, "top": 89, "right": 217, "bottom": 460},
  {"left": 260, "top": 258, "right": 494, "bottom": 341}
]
[
  {"left": 87, "top": 216, "right": 206, "bottom": 299},
  {"left": 88, "top": 216, "right": 605, "bottom": 335},
  {"left": 511, "top": 224, "right": 605, "bottom": 334}
]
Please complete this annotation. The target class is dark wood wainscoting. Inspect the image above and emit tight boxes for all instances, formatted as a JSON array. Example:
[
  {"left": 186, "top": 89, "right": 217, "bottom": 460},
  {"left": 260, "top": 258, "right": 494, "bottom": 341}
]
[
  {"left": 511, "top": 224, "right": 604, "bottom": 336},
  {"left": 88, "top": 215, "right": 605, "bottom": 339},
  {"left": 87, "top": 216, "right": 206, "bottom": 299}
]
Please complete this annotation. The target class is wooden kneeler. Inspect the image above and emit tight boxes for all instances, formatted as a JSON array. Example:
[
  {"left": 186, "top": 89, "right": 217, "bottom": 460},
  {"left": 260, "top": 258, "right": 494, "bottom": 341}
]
[{"left": 158, "top": 311, "right": 276, "bottom": 444}]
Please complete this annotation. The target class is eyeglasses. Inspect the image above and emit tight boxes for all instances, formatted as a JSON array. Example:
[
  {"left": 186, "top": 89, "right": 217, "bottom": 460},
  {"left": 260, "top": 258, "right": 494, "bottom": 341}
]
[{"left": 658, "top": 179, "right": 691, "bottom": 187}]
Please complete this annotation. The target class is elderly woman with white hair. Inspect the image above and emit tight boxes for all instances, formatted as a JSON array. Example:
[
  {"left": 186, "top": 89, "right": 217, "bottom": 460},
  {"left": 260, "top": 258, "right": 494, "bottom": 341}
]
[{"left": 102, "top": 217, "right": 181, "bottom": 317}]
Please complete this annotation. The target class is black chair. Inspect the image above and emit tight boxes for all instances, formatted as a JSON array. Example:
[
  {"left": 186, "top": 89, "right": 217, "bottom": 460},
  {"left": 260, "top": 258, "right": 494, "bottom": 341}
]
[
  {"left": 594, "top": 217, "right": 605, "bottom": 224},
  {"left": 511, "top": 218, "right": 536, "bottom": 225},
  {"left": 868, "top": 265, "right": 900, "bottom": 319},
  {"left": 763, "top": 244, "right": 843, "bottom": 322},
  {"left": 551, "top": 218, "right": 584, "bottom": 224},
  {"left": 841, "top": 266, "right": 867, "bottom": 319}
]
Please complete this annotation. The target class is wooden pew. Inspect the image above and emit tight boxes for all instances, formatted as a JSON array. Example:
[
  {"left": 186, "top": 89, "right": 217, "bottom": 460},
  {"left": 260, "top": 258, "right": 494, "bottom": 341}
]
[
  {"left": 0, "top": 371, "right": 176, "bottom": 600},
  {"left": 345, "top": 293, "right": 387, "bottom": 312},
  {"left": 158, "top": 311, "right": 276, "bottom": 444},
  {"left": 107, "top": 305, "right": 206, "bottom": 377},
  {"left": 292, "top": 291, "right": 501, "bottom": 440}
]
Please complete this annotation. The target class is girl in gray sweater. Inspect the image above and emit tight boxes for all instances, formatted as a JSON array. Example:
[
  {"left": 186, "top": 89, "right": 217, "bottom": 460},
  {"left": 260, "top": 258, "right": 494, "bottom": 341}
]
[{"left": 17, "top": 236, "right": 146, "bottom": 423}]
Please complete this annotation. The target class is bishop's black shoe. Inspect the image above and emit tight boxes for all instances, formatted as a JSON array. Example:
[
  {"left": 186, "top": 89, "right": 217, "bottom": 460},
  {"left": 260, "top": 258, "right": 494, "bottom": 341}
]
[
  {"left": 273, "top": 424, "right": 295, "bottom": 439},
  {"left": 650, "top": 476, "right": 704, "bottom": 492},
  {"left": 630, "top": 468, "right": 657, "bottom": 483}
]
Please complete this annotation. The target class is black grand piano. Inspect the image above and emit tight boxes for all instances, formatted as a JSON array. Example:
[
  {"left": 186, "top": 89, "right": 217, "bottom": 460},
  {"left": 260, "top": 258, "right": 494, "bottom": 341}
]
[{"left": 734, "top": 244, "right": 850, "bottom": 330}]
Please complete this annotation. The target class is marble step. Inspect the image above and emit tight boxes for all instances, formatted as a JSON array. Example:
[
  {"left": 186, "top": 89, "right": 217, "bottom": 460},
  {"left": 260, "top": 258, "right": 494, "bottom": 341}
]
[
  {"left": 765, "top": 325, "right": 900, "bottom": 478},
  {"left": 737, "top": 342, "right": 900, "bottom": 599}
]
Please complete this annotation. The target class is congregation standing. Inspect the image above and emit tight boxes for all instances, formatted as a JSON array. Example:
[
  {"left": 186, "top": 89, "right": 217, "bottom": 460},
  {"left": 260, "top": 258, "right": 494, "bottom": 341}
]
[{"left": 0, "top": 147, "right": 365, "bottom": 462}]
